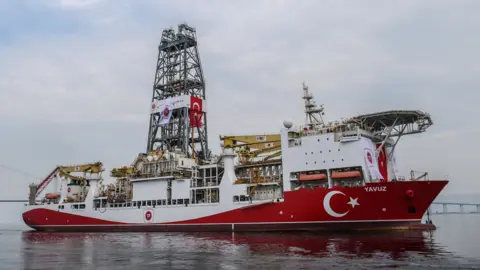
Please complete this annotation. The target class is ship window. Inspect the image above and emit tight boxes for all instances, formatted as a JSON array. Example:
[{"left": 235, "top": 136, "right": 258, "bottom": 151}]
[
  {"left": 178, "top": 199, "right": 184, "bottom": 204},
  {"left": 314, "top": 161, "right": 316, "bottom": 164},
  {"left": 147, "top": 201, "right": 152, "bottom": 206},
  {"left": 162, "top": 199, "right": 166, "bottom": 205},
  {"left": 233, "top": 196, "right": 239, "bottom": 202},
  {"left": 327, "top": 138, "right": 329, "bottom": 141},
  {"left": 318, "top": 139, "right": 320, "bottom": 142},
  {"left": 127, "top": 202, "right": 131, "bottom": 207},
  {"left": 338, "top": 149, "right": 340, "bottom": 151},
  {"left": 341, "top": 159, "right": 344, "bottom": 161},
  {"left": 323, "top": 161, "right": 326, "bottom": 163},
  {"left": 311, "top": 152, "right": 313, "bottom": 154},
  {"left": 185, "top": 199, "right": 190, "bottom": 205},
  {"left": 79, "top": 204, "right": 85, "bottom": 209},
  {"left": 172, "top": 199, "right": 177, "bottom": 205},
  {"left": 305, "top": 153, "right": 307, "bottom": 155},
  {"left": 133, "top": 201, "right": 137, "bottom": 207},
  {"left": 157, "top": 200, "right": 162, "bottom": 205},
  {"left": 142, "top": 201, "right": 146, "bottom": 206},
  {"left": 320, "top": 151, "right": 322, "bottom": 153},
  {"left": 332, "top": 160, "right": 335, "bottom": 162},
  {"left": 306, "top": 162, "right": 308, "bottom": 165}
]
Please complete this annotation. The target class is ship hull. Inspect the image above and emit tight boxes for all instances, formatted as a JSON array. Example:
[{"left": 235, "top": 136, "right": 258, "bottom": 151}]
[
  {"left": 24, "top": 220, "right": 432, "bottom": 233},
  {"left": 22, "top": 180, "right": 447, "bottom": 232}
]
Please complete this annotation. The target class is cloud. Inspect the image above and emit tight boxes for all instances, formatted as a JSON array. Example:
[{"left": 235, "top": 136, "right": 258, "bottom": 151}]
[{"left": 0, "top": 0, "right": 479, "bottom": 211}]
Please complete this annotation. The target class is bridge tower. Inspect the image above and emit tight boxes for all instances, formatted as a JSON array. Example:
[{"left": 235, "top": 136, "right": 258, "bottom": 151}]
[{"left": 147, "top": 23, "right": 211, "bottom": 161}]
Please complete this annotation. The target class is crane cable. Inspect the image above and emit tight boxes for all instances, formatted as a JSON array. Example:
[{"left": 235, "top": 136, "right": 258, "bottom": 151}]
[{"left": 0, "top": 164, "right": 40, "bottom": 180}]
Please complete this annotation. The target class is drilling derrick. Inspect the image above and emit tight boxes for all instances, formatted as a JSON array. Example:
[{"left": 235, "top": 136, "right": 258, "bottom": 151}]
[{"left": 147, "top": 23, "right": 210, "bottom": 161}]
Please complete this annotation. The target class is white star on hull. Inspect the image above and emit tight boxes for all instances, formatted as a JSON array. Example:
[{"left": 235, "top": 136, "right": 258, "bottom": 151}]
[{"left": 347, "top": 197, "right": 360, "bottom": 208}]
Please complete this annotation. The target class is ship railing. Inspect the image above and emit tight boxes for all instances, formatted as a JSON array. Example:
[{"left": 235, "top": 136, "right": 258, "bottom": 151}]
[{"left": 293, "top": 124, "right": 360, "bottom": 138}]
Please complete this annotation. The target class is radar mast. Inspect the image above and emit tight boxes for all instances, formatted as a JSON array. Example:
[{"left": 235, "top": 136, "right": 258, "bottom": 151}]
[{"left": 302, "top": 82, "right": 325, "bottom": 128}]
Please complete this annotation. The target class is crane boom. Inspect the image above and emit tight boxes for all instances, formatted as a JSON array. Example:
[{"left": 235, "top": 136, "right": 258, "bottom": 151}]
[{"left": 219, "top": 134, "right": 282, "bottom": 165}]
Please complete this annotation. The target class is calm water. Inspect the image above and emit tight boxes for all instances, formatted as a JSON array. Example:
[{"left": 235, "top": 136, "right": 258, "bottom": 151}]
[{"left": 2, "top": 215, "right": 480, "bottom": 269}]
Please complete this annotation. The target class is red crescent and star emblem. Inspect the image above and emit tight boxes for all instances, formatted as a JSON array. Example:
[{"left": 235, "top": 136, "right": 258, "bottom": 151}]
[
  {"left": 145, "top": 211, "right": 152, "bottom": 221},
  {"left": 151, "top": 104, "right": 156, "bottom": 109},
  {"left": 323, "top": 191, "right": 360, "bottom": 218},
  {"left": 163, "top": 108, "right": 169, "bottom": 116}
]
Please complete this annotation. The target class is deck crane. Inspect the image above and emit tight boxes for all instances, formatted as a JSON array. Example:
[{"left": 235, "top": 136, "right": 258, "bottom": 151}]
[
  {"left": 219, "top": 134, "right": 282, "bottom": 165},
  {"left": 34, "top": 162, "right": 104, "bottom": 199},
  {"left": 219, "top": 134, "right": 283, "bottom": 189}
]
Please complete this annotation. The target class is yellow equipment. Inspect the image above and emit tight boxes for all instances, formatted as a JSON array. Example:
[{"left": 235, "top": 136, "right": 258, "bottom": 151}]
[
  {"left": 58, "top": 162, "right": 104, "bottom": 181},
  {"left": 219, "top": 134, "right": 282, "bottom": 165},
  {"left": 111, "top": 166, "right": 136, "bottom": 178},
  {"left": 35, "top": 162, "right": 104, "bottom": 199}
]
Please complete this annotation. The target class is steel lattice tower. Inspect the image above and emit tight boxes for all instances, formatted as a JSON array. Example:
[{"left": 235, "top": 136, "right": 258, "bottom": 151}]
[
  {"left": 147, "top": 23, "right": 210, "bottom": 161},
  {"left": 302, "top": 82, "right": 325, "bottom": 128}
]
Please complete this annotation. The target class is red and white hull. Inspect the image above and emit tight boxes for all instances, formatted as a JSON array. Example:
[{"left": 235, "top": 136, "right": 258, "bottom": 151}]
[{"left": 22, "top": 180, "right": 447, "bottom": 232}]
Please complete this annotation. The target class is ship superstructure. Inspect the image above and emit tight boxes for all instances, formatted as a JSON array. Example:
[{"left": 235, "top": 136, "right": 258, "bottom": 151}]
[{"left": 21, "top": 24, "right": 447, "bottom": 232}]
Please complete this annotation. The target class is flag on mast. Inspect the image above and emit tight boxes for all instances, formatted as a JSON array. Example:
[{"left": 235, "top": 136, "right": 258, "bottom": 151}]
[
  {"left": 158, "top": 98, "right": 174, "bottom": 125},
  {"left": 190, "top": 96, "right": 203, "bottom": 128}
]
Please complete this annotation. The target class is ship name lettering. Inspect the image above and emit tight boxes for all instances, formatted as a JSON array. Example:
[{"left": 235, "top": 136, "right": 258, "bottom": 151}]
[{"left": 364, "top": 186, "right": 387, "bottom": 192}]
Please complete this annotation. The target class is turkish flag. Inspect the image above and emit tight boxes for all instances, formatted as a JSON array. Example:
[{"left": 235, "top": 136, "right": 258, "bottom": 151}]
[
  {"left": 190, "top": 96, "right": 203, "bottom": 127},
  {"left": 376, "top": 143, "right": 388, "bottom": 182}
]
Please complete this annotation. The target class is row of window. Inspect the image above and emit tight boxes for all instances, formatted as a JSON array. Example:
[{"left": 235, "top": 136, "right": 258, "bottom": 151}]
[
  {"left": 94, "top": 198, "right": 192, "bottom": 209},
  {"left": 306, "top": 159, "right": 345, "bottom": 165},
  {"left": 58, "top": 204, "right": 86, "bottom": 210},
  {"left": 306, "top": 149, "right": 341, "bottom": 155}
]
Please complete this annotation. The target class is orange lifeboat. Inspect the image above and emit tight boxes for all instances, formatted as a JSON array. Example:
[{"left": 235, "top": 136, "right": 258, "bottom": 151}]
[
  {"left": 45, "top": 193, "right": 60, "bottom": 199},
  {"left": 331, "top": 171, "right": 362, "bottom": 179},
  {"left": 299, "top": 173, "right": 327, "bottom": 181}
]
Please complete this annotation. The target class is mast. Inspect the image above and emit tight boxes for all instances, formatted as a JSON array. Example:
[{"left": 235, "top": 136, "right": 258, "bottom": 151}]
[{"left": 302, "top": 82, "right": 325, "bottom": 128}]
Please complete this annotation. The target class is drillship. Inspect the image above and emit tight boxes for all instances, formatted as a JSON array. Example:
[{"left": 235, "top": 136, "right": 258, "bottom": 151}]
[
  {"left": 22, "top": 24, "right": 447, "bottom": 232},
  {"left": 21, "top": 82, "right": 447, "bottom": 232}
]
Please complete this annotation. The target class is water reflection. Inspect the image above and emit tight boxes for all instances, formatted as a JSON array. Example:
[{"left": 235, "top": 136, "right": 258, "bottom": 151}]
[{"left": 21, "top": 230, "right": 454, "bottom": 269}]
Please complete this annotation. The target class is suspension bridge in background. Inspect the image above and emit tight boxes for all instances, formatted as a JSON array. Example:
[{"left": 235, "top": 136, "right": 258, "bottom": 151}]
[{"left": 429, "top": 202, "right": 480, "bottom": 215}]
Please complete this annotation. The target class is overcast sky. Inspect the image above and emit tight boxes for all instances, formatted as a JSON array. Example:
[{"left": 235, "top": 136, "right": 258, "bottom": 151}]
[{"left": 0, "top": 0, "right": 479, "bottom": 222}]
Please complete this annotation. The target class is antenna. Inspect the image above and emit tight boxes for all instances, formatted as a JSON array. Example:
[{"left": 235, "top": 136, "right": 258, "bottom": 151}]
[{"left": 302, "top": 81, "right": 325, "bottom": 128}]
